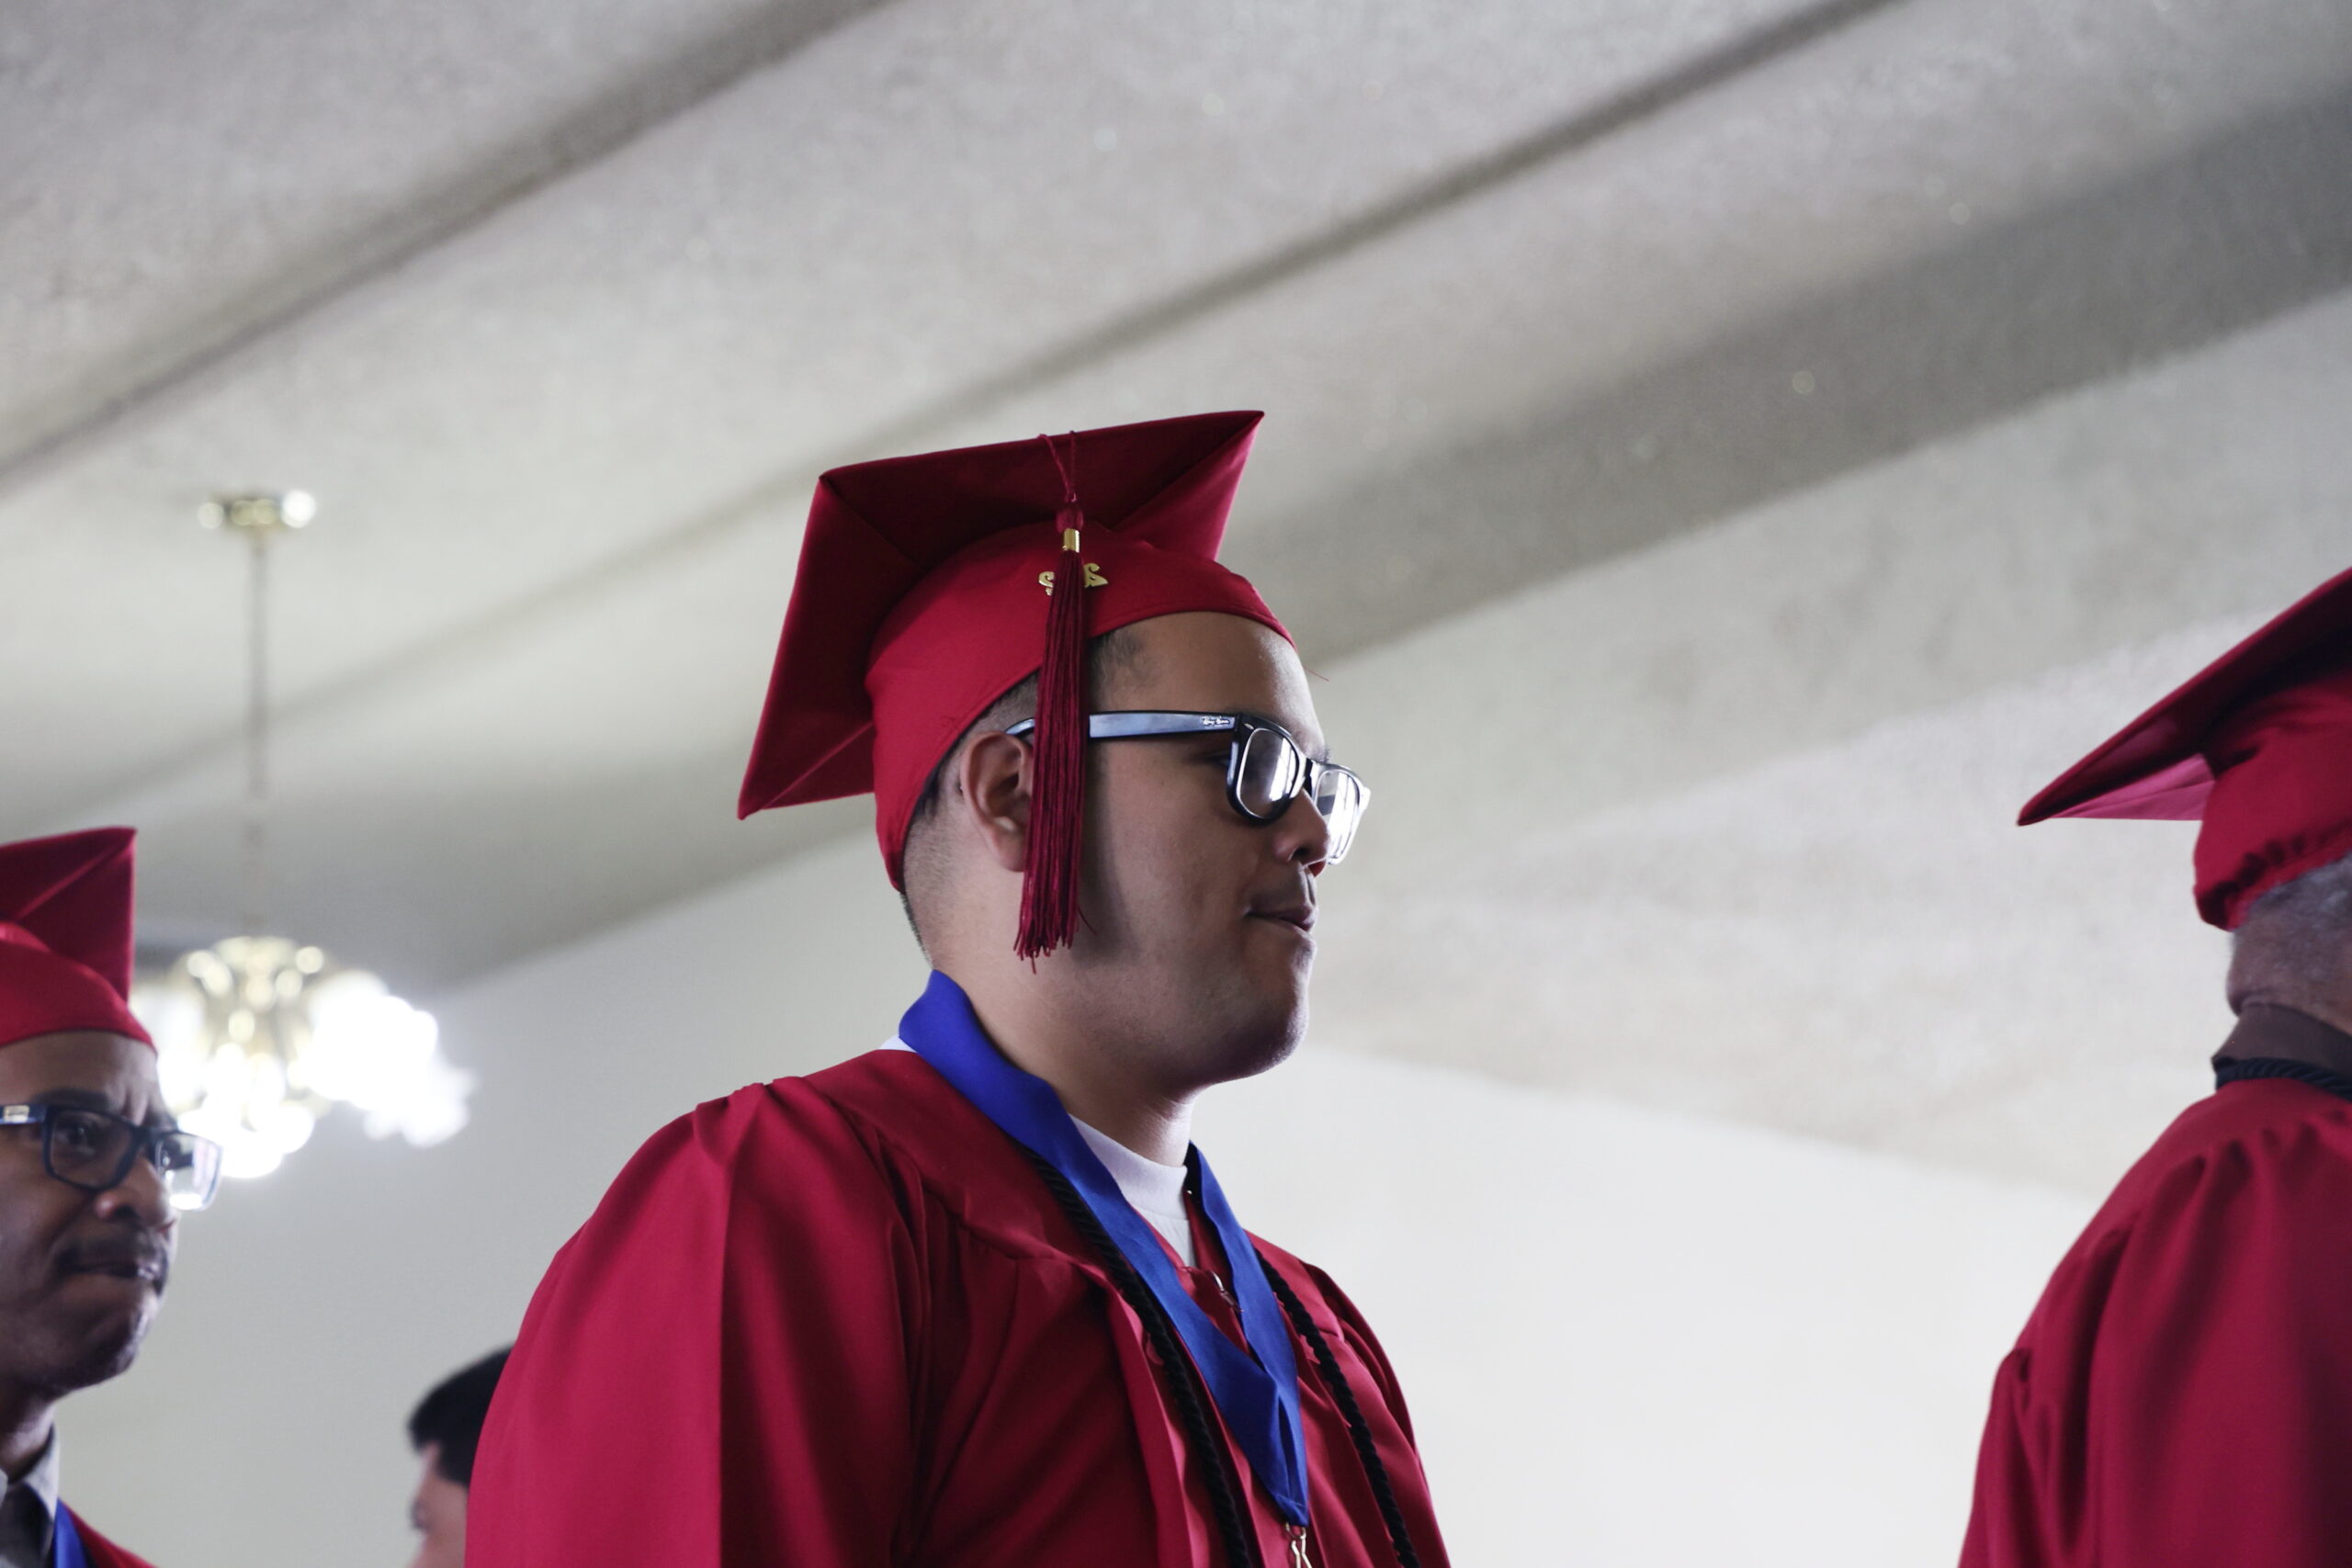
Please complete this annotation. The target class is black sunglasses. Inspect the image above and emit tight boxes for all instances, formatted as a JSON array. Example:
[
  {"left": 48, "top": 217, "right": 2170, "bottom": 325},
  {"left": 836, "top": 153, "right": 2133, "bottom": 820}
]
[
  {"left": 1002, "top": 709, "right": 1368, "bottom": 863},
  {"left": 0, "top": 1102, "right": 224, "bottom": 1212}
]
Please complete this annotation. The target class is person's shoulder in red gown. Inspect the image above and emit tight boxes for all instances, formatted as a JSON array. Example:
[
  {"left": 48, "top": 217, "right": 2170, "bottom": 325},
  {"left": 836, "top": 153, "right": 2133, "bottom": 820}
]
[{"left": 1966, "top": 1023, "right": 2352, "bottom": 1568}]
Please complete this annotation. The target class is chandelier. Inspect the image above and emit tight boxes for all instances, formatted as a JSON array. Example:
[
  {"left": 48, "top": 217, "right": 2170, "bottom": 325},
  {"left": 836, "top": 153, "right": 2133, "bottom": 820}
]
[{"left": 131, "top": 491, "right": 471, "bottom": 1179}]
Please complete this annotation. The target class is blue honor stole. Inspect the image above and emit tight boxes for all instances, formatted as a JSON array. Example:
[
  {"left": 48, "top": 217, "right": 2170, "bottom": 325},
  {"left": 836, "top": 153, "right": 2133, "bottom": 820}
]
[
  {"left": 899, "top": 971, "right": 1312, "bottom": 1528},
  {"left": 51, "top": 1505, "right": 87, "bottom": 1568}
]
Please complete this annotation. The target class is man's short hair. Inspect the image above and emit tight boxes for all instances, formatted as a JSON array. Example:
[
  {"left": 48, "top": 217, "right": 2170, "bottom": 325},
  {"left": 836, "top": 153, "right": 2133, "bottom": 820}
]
[
  {"left": 407, "top": 1347, "right": 511, "bottom": 1488},
  {"left": 898, "top": 626, "right": 1143, "bottom": 945}
]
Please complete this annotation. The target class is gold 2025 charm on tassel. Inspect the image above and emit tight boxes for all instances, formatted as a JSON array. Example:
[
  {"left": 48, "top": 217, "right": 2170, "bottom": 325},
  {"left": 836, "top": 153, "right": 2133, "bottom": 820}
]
[{"left": 1037, "top": 563, "right": 1108, "bottom": 596}]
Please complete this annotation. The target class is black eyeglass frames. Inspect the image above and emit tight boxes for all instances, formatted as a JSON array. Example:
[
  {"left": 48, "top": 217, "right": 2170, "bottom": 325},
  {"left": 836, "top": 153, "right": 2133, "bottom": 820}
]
[
  {"left": 1003, "top": 710, "right": 1368, "bottom": 863},
  {"left": 0, "top": 1103, "right": 224, "bottom": 1213}
]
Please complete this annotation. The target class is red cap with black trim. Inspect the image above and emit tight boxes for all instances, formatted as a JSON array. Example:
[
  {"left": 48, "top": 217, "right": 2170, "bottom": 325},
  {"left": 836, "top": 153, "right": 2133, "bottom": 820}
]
[
  {"left": 737, "top": 411, "right": 1287, "bottom": 956},
  {"left": 0, "top": 827, "right": 153, "bottom": 1049},
  {"left": 2020, "top": 563, "right": 2352, "bottom": 929}
]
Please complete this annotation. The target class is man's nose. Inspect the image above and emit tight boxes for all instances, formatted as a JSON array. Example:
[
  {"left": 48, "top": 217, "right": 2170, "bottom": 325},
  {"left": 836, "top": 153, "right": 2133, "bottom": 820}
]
[
  {"left": 94, "top": 1148, "right": 176, "bottom": 1230},
  {"left": 1276, "top": 787, "right": 1336, "bottom": 869}
]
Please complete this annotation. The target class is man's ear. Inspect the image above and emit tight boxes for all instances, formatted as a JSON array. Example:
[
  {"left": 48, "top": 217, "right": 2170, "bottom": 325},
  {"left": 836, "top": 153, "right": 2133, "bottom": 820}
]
[{"left": 956, "top": 731, "right": 1032, "bottom": 874}]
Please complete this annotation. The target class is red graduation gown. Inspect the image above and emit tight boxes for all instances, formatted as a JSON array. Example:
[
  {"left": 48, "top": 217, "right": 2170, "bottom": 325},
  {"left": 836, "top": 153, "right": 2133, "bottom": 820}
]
[
  {"left": 63, "top": 1507, "right": 158, "bottom": 1568},
  {"left": 1961, "top": 1020, "right": 2352, "bottom": 1567},
  {"left": 471, "top": 1049, "right": 1448, "bottom": 1567}
]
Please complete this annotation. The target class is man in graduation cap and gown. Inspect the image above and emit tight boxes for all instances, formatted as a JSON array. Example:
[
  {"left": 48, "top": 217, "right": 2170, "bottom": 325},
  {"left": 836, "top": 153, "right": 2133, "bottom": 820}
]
[
  {"left": 0, "top": 828, "right": 223, "bottom": 1568},
  {"left": 472, "top": 412, "right": 1448, "bottom": 1568},
  {"left": 1962, "top": 563, "right": 2352, "bottom": 1567}
]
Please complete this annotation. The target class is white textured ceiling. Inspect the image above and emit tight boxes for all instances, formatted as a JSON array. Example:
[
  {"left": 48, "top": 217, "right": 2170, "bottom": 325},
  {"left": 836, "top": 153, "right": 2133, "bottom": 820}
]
[
  {"left": 0, "top": 0, "right": 885, "bottom": 457},
  {"left": 6, "top": 0, "right": 2351, "bottom": 1018}
]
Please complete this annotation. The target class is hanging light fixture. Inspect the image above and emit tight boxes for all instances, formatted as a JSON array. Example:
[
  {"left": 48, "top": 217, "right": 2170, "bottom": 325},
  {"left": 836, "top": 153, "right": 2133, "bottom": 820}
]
[{"left": 131, "top": 491, "right": 471, "bottom": 1180}]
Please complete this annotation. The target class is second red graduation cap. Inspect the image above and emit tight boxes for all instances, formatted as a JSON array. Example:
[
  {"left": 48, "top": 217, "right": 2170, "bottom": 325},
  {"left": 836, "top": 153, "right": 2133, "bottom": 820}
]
[
  {"left": 0, "top": 827, "right": 153, "bottom": 1049},
  {"left": 2022, "top": 562, "right": 2352, "bottom": 929}
]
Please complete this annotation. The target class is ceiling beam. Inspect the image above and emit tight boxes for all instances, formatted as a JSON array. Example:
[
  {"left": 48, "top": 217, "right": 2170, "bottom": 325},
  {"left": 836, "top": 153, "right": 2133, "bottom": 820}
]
[
  {"left": 1251, "top": 84, "right": 2352, "bottom": 664},
  {"left": 0, "top": 0, "right": 893, "bottom": 502}
]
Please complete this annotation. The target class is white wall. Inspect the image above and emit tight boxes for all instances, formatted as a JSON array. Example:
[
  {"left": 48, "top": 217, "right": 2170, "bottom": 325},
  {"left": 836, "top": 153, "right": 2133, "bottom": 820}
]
[
  {"left": 1199, "top": 1054, "right": 2086, "bottom": 1566},
  {"left": 67, "top": 817, "right": 2086, "bottom": 1568}
]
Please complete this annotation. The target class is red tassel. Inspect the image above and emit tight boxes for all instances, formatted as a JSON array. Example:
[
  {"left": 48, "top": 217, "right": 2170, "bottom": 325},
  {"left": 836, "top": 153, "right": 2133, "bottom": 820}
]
[{"left": 1017, "top": 456, "right": 1092, "bottom": 959}]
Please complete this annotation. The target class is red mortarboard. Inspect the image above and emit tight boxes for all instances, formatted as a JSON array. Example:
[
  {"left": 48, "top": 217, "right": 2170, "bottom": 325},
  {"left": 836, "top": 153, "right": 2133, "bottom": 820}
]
[
  {"left": 0, "top": 827, "right": 153, "bottom": 1048},
  {"left": 738, "top": 411, "right": 1288, "bottom": 956},
  {"left": 2019, "top": 563, "right": 2352, "bottom": 929}
]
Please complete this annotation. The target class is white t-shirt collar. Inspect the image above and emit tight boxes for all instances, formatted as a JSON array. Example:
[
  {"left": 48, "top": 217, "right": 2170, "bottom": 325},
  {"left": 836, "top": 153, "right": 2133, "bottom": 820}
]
[{"left": 883, "top": 1037, "right": 1199, "bottom": 1266}]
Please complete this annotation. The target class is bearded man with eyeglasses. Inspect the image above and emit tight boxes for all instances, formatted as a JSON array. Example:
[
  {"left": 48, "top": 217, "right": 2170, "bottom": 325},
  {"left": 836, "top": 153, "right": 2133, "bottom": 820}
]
[
  {"left": 0, "top": 829, "right": 223, "bottom": 1568},
  {"left": 474, "top": 414, "right": 1448, "bottom": 1568}
]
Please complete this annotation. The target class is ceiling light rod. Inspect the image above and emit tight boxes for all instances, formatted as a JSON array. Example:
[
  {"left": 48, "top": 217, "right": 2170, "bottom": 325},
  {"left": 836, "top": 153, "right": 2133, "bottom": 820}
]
[{"left": 198, "top": 491, "right": 311, "bottom": 935}]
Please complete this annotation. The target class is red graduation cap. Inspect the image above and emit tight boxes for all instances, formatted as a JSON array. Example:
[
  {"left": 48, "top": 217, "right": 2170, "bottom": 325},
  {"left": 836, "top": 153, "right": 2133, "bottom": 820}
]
[
  {"left": 739, "top": 411, "right": 1288, "bottom": 957},
  {"left": 2020, "top": 563, "right": 2352, "bottom": 929},
  {"left": 0, "top": 827, "right": 153, "bottom": 1049}
]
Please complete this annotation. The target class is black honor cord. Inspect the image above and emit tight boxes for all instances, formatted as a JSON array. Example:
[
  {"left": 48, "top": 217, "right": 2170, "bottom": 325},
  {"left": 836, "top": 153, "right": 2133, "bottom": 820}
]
[
  {"left": 1023, "top": 1152, "right": 1424, "bottom": 1568},
  {"left": 2214, "top": 1055, "right": 2352, "bottom": 1102},
  {"left": 1253, "top": 1259, "right": 1425, "bottom": 1568}
]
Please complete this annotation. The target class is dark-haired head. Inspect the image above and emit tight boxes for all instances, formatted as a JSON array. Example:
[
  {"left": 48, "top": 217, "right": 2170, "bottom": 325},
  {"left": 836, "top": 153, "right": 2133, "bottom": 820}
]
[
  {"left": 405, "top": 1347, "right": 509, "bottom": 1568},
  {"left": 408, "top": 1346, "right": 510, "bottom": 1486}
]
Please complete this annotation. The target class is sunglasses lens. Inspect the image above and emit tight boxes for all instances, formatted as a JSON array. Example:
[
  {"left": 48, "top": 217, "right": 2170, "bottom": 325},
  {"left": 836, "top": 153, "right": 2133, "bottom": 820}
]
[
  {"left": 1234, "top": 728, "right": 1305, "bottom": 819},
  {"left": 160, "top": 1134, "right": 223, "bottom": 1212},
  {"left": 1314, "top": 767, "right": 1366, "bottom": 863}
]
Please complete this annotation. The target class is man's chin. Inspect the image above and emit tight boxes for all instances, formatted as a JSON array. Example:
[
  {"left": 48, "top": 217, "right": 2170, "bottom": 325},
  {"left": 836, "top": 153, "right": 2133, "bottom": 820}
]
[
  {"left": 44, "top": 1285, "right": 158, "bottom": 1390},
  {"left": 58, "top": 1330, "right": 149, "bottom": 1393},
  {"left": 1204, "top": 994, "right": 1308, "bottom": 1085}
]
